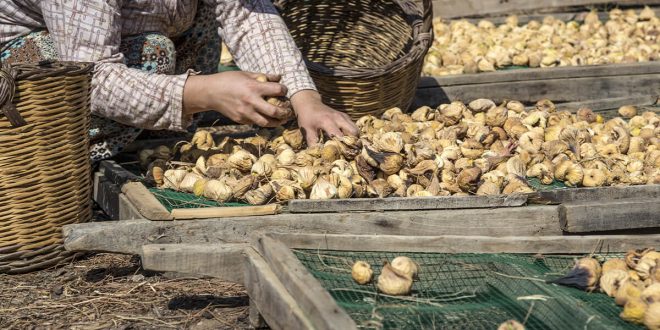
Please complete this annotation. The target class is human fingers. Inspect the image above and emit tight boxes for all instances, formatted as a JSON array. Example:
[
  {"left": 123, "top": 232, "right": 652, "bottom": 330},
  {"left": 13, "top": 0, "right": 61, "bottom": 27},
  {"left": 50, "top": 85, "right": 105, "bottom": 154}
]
[
  {"left": 338, "top": 114, "right": 359, "bottom": 136},
  {"left": 303, "top": 127, "right": 321, "bottom": 147},
  {"left": 241, "top": 108, "right": 285, "bottom": 127},
  {"left": 321, "top": 122, "right": 344, "bottom": 139},
  {"left": 248, "top": 72, "right": 282, "bottom": 83},
  {"left": 256, "top": 81, "right": 288, "bottom": 97},
  {"left": 252, "top": 97, "right": 291, "bottom": 120}
]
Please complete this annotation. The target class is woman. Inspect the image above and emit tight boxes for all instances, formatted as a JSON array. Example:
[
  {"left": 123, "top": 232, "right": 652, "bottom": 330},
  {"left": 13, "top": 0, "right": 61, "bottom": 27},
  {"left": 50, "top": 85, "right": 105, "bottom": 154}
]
[{"left": 0, "top": 0, "right": 358, "bottom": 161}]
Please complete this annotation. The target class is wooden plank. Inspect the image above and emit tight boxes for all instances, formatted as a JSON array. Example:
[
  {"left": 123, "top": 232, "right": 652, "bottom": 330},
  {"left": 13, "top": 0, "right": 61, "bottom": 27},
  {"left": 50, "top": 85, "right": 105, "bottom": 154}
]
[
  {"left": 122, "top": 182, "right": 173, "bottom": 221},
  {"left": 95, "top": 178, "right": 122, "bottom": 220},
  {"left": 248, "top": 300, "right": 267, "bottom": 329},
  {"left": 556, "top": 96, "right": 659, "bottom": 113},
  {"left": 244, "top": 249, "right": 316, "bottom": 330},
  {"left": 118, "top": 194, "right": 144, "bottom": 220},
  {"left": 170, "top": 204, "right": 280, "bottom": 219},
  {"left": 271, "top": 233, "right": 660, "bottom": 253},
  {"left": 98, "top": 160, "right": 140, "bottom": 185},
  {"left": 530, "top": 184, "right": 660, "bottom": 205},
  {"left": 414, "top": 72, "right": 660, "bottom": 107},
  {"left": 256, "top": 236, "right": 357, "bottom": 330},
  {"left": 288, "top": 194, "right": 527, "bottom": 213},
  {"left": 559, "top": 198, "right": 660, "bottom": 233},
  {"left": 452, "top": 7, "right": 660, "bottom": 25},
  {"left": 62, "top": 205, "right": 562, "bottom": 254},
  {"left": 421, "top": 0, "right": 660, "bottom": 19},
  {"left": 140, "top": 243, "right": 247, "bottom": 283},
  {"left": 418, "top": 62, "right": 660, "bottom": 87}
]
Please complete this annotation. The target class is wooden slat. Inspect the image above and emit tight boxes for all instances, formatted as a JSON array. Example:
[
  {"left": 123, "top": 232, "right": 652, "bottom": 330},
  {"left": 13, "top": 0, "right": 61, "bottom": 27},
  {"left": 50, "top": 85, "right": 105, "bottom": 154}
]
[
  {"left": 99, "top": 160, "right": 140, "bottom": 185},
  {"left": 420, "top": 0, "right": 660, "bottom": 19},
  {"left": 414, "top": 72, "right": 660, "bottom": 107},
  {"left": 95, "top": 178, "right": 122, "bottom": 220},
  {"left": 62, "top": 205, "right": 562, "bottom": 254},
  {"left": 122, "top": 182, "right": 173, "bottom": 221},
  {"left": 140, "top": 243, "right": 247, "bottom": 283},
  {"left": 118, "top": 194, "right": 144, "bottom": 220},
  {"left": 559, "top": 198, "right": 660, "bottom": 233},
  {"left": 288, "top": 194, "right": 527, "bottom": 213},
  {"left": 244, "top": 249, "right": 315, "bottom": 330},
  {"left": 549, "top": 96, "right": 659, "bottom": 113},
  {"left": 256, "top": 236, "right": 357, "bottom": 330},
  {"left": 271, "top": 233, "right": 660, "bottom": 253},
  {"left": 170, "top": 204, "right": 280, "bottom": 219},
  {"left": 418, "top": 62, "right": 660, "bottom": 87},
  {"left": 530, "top": 184, "right": 660, "bottom": 205},
  {"left": 248, "top": 300, "right": 267, "bottom": 329}
]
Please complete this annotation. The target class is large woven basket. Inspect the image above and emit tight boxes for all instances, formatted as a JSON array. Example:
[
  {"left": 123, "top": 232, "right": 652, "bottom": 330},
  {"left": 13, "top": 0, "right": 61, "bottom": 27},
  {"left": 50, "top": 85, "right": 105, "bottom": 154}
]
[
  {"left": 275, "top": 0, "right": 433, "bottom": 120},
  {"left": 0, "top": 61, "right": 93, "bottom": 274}
]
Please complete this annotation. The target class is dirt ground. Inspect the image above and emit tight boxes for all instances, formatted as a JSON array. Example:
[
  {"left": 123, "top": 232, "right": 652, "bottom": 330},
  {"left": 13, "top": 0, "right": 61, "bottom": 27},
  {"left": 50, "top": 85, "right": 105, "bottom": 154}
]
[{"left": 0, "top": 253, "right": 251, "bottom": 330}]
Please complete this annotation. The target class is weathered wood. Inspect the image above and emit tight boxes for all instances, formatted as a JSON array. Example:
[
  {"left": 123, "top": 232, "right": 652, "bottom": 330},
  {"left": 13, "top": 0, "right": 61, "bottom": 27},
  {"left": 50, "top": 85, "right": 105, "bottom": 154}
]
[
  {"left": 63, "top": 205, "right": 562, "bottom": 254},
  {"left": 95, "top": 178, "right": 123, "bottom": 220},
  {"left": 555, "top": 96, "right": 659, "bottom": 113},
  {"left": 98, "top": 160, "right": 140, "bottom": 186},
  {"left": 414, "top": 72, "right": 660, "bottom": 107},
  {"left": 419, "top": 0, "right": 660, "bottom": 19},
  {"left": 271, "top": 233, "right": 660, "bottom": 253},
  {"left": 170, "top": 204, "right": 281, "bottom": 219},
  {"left": 140, "top": 243, "right": 247, "bottom": 283},
  {"left": 530, "top": 184, "right": 660, "bottom": 205},
  {"left": 122, "top": 182, "right": 173, "bottom": 221},
  {"left": 419, "top": 62, "right": 660, "bottom": 87},
  {"left": 257, "top": 236, "right": 357, "bottom": 330},
  {"left": 118, "top": 194, "right": 144, "bottom": 220},
  {"left": 559, "top": 198, "right": 660, "bottom": 233},
  {"left": 288, "top": 194, "right": 527, "bottom": 213},
  {"left": 249, "top": 300, "right": 267, "bottom": 329},
  {"left": 451, "top": 7, "right": 660, "bottom": 25},
  {"left": 244, "top": 249, "right": 316, "bottom": 330}
]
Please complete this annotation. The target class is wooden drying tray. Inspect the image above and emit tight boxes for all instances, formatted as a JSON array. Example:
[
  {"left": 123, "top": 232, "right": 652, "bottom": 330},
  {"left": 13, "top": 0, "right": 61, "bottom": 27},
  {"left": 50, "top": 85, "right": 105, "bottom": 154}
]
[
  {"left": 414, "top": 62, "right": 660, "bottom": 108},
  {"left": 60, "top": 230, "right": 660, "bottom": 329},
  {"left": 121, "top": 182, "right": 280, "bottom": 221},
  {"left": 414, "top": 0, "right": 660, "bottom": 19},
  {"left": 95, "top": 160, "right": 660, "bottom": 234}
]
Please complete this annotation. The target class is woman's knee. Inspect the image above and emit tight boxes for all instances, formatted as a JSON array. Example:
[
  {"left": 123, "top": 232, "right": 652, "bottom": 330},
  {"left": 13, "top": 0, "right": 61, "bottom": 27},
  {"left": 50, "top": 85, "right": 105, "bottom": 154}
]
[{"left": 120, "top": 33, "right": 176, "bottom": 74}]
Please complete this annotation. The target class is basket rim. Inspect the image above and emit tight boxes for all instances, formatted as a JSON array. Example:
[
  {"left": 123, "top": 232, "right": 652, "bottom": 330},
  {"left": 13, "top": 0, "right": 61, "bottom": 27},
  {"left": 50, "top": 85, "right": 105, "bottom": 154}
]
[{"left": 275, "top": 0, "right": 433, "bottom": 79}]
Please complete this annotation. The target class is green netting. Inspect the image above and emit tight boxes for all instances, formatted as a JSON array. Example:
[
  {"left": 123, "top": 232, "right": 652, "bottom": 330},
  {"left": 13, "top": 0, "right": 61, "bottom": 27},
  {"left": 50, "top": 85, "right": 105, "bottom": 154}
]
[
  {"left": 500, "top": 65, "right": 529, "bottom": 71},
  {"left": 293, "top": 250, "right": 640, "bottom": 330},
  {"left": 526, "top": 177, "right": 568, "bottom": 191},
  {"left": 148, "top": 188, "right": 249, "bottom": 212}
]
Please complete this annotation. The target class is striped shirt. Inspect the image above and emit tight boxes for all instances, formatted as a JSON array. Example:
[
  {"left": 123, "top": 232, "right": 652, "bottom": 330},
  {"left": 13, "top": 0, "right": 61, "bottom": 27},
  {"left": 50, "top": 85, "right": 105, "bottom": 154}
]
[{"left": 0, "top": 0, "right": 316, "bottom": 131}]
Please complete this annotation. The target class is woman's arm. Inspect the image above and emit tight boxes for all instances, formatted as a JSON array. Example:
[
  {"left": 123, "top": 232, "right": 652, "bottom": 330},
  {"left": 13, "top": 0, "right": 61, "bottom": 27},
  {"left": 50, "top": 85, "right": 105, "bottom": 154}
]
[
  {"left": 212, "top": 0, "right": 358, "bottom": 144},
  {"left": 41, "top": 0, "right": 195, "bottom": 131}
]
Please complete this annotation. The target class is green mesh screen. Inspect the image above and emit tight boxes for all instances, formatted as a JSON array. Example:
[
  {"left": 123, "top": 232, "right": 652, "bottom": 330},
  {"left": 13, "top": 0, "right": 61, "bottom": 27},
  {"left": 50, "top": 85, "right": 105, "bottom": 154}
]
[
  {"left": 148, "top": 188, "right": 249, "bottom": 212},
  {"left": 526, "top": 177, "right": 568, "bottom": 191},
  {"left": 293, "top": 250, "right": 640, "bottom": 330}
]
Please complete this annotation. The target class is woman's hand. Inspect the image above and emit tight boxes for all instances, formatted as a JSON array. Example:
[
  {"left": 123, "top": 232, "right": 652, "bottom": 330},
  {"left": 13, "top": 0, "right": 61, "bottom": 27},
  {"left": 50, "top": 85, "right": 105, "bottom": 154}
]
[
  {"left": 183, "top": 71, "right": 292, "bottom": 127},
  {"left": 291, "top": 90, "right": 359, "bottom": 146}
]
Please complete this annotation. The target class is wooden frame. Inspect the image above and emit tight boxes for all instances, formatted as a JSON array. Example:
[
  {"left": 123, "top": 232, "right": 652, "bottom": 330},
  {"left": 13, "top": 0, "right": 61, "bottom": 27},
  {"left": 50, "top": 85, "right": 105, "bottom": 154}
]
[
  {"left": 121, "top": 232, "right": 660, "bottom": 329},
  {"left": 90, "top": 160, "right": 660, "bottom": 244},
  {"left": 415, "top": 0, "right": 660, "bottom": 19},
  {"left": 414, "top": 62, "right": 660, "bottom": 108},
  {"left": 246, "top": 234, "right": 660, "bottom": 329}
]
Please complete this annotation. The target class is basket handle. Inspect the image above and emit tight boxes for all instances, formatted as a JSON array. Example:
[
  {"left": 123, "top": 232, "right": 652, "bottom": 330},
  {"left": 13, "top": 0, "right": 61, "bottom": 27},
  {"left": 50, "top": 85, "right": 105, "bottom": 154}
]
[
  {"left": 0, "top": 62, "right": 27, "bottom": 128},
  {"left": 394, "top": 0, "right": 433, "bottom": 41}
]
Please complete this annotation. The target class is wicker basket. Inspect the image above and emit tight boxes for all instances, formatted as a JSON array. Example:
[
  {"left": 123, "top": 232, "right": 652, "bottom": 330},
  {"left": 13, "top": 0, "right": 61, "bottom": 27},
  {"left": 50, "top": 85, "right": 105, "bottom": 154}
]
[
  {"left": 0, "top": 61, "right": 93, "bottom": 274},
  {"left": 275, "top": 0, "right": 433, "bottom": 120}
]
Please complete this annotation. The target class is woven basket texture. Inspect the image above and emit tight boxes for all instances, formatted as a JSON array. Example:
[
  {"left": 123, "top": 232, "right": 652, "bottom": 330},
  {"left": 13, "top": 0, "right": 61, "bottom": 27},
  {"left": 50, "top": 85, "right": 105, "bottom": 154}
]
[
  {"left": 275, "top": 0, "right": 433, "bottom": 120},
  {"left": 0, "top": 61, "right": 93, "bottom": 274}
]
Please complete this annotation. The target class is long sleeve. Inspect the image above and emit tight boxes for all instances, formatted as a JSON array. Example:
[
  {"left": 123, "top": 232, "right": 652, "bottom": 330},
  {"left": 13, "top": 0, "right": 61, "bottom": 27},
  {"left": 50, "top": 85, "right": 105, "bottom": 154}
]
[
  {"left": 211, "top": 0, "right": 317, "bottom": 98},
  {"left": 40, "top": 0, "right": 193, "bottom": 131}
]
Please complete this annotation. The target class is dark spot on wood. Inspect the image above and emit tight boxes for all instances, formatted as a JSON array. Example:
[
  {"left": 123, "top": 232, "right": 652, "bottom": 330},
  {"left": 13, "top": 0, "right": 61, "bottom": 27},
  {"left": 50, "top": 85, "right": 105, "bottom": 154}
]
[{"left": 375, "top": 219, "right": 393, "bottom": 228}]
